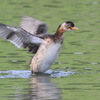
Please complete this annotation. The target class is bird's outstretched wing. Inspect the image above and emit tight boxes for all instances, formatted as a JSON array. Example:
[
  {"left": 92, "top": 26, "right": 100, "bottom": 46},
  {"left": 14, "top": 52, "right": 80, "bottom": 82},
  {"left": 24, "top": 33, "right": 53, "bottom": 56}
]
[
  {"left": 0, "top": 23, "right": 44, "bottom": 53},
  {"left": 20, "top": 16, "right": 48, "bottom": 35}
]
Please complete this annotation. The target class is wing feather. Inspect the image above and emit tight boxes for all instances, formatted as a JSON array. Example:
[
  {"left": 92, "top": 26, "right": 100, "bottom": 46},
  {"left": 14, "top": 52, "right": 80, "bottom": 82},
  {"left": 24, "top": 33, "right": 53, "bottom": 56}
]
[
  {"left": 20, "top": 16, "right": 48, "bottom": 35},
  {"left": 0, "top": 23, "right": 43, "bottom": 49}
]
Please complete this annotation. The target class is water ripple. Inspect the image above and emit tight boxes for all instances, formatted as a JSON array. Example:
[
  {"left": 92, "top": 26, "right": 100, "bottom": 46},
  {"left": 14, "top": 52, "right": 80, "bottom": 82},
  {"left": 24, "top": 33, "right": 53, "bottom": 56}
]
[{"left": 0, "top": 70, "right": 75, "bottom": 78}]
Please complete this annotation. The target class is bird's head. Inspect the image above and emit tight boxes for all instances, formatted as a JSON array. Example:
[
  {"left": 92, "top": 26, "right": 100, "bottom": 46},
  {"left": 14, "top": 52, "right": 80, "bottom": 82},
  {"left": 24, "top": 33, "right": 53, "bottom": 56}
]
[
  {"left": 60, "top": 21, "right": 78, "bottom": 32},
  {"left": 55, "top": 21, "right": 78, "bottom": 38}
]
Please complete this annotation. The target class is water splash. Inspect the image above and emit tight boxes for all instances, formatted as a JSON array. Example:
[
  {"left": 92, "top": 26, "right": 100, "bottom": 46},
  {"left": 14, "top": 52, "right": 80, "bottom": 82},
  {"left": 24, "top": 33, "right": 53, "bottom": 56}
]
[
  {"left": 0, "top": 70, "right": 31, "bottom": 78},
  {"left": 0, "top": 70, "right": 75, "bottom": 78},
  {"left": 45, "top": 70, "right": 75, "bottom": 77}
]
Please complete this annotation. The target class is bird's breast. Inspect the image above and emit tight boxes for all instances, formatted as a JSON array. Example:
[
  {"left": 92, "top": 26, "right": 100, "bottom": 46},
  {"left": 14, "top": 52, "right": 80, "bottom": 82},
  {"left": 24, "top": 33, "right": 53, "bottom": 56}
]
[{"left": 30, "top": 38, "right": 62, "bottom": 72}]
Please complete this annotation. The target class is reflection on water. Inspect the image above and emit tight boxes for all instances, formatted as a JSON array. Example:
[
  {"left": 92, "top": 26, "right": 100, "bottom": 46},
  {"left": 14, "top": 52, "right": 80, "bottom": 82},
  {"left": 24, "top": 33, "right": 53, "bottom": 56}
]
[
  {"left": 0, "top": 71, "right": 61, "bottom": 100},
  {"left": 29, "top": 76, "right": 61, "bottom": 100},
  {"left": 0, "top": 70, "right": 75, "bottom": 100}
]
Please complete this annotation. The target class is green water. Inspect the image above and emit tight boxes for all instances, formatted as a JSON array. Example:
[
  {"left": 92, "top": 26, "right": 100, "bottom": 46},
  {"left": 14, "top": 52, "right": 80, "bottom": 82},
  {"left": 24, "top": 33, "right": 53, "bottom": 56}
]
[{"left": 0, "top": 0, "right": 100, "bottom": 100}]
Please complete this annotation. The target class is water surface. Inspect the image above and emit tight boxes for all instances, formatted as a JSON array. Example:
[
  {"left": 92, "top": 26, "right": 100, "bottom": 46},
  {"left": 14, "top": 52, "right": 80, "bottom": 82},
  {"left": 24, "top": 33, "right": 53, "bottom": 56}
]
[{"left": 0, "top": 0, "right": 100, "bottom": 100}]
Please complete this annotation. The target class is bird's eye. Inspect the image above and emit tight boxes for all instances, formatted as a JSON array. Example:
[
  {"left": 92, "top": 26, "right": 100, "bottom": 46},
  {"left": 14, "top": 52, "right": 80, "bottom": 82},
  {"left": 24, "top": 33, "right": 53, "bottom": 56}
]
[
  {"left": 66, "top": 24, "right": 70, "bottom": 28},
  {"left": 68, "top": 23, "right": 72, "bottom": 27}
]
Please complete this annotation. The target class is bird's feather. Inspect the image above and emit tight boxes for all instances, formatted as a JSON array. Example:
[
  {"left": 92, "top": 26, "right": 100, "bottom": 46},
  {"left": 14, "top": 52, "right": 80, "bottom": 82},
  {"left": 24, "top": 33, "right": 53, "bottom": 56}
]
[
  {"left": 20, "top": 16, "right": 48, "bottom": 35},
  {"left": 0, "top": 23, "right": 44, "bottom": 52}
]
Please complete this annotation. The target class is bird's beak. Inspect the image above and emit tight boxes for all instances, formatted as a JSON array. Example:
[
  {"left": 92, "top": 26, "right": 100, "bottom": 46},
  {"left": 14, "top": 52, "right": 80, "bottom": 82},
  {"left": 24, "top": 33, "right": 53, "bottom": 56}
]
[{"left": 71, "top": 27, "right": 79, "bottom": 30}]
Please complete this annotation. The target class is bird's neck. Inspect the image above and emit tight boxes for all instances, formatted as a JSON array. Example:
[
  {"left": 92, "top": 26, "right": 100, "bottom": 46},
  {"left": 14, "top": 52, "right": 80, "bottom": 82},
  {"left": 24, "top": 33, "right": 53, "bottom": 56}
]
[{"left": 55, "top": 25, "right": 64, "bottom": 38}]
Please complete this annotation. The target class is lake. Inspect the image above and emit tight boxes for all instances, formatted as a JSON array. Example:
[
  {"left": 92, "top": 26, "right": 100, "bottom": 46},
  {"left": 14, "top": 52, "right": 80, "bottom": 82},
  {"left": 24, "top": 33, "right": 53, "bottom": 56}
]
[{"left": 0, "top": 0, "right": 100, "bottom": 100}]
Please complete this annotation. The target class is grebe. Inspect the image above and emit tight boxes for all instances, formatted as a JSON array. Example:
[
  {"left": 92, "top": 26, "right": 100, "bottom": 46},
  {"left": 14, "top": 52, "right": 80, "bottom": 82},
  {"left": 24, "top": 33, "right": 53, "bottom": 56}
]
[{"left": 0, "top": 16, "right": 78, "bottom": 73}]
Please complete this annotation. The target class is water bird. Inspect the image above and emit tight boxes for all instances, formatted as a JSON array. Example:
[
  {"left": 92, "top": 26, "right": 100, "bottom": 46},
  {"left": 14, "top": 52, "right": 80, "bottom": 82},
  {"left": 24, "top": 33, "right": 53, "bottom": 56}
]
[{"left": 0, "top": 16, "right": 78, "bottom": 73}]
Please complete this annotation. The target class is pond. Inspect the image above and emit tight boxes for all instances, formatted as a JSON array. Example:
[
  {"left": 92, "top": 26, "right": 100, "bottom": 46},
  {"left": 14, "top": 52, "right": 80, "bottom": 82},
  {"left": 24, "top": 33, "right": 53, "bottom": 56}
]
[{"left": 0, "top": 0, "right": 100, "bottom": 100}]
